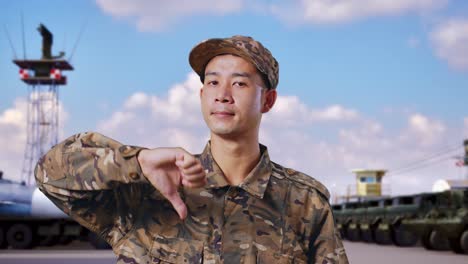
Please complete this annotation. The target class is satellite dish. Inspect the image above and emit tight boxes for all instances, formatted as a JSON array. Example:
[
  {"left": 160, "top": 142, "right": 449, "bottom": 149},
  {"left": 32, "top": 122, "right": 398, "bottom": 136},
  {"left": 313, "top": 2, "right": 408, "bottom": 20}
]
[{"left": 432, "top": 179, "right": 451, "bottom": 192}]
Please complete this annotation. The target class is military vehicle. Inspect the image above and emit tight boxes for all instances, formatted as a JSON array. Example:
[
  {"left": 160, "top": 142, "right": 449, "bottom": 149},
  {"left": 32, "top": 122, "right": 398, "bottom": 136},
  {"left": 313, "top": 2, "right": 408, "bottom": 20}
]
[
  {"left": 403, "top": 189, "right": 468, "bottom": 253},
  {"left": 333, "top": 188, "right": 468, "bottom": 254}
]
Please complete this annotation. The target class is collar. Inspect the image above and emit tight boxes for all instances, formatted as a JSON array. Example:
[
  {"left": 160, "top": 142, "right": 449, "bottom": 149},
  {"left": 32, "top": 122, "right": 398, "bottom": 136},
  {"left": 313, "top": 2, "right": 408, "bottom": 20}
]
[{"left": 198, "top": 141, "right": 272, "bottom": 199}]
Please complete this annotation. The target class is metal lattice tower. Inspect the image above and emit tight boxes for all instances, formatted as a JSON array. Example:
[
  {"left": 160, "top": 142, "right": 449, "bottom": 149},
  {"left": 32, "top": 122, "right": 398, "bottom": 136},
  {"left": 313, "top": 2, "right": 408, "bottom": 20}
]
[
  {"left": 13, "top": 24, "right": 73, "bottom": 186},
  {"left": 21, "top": 85, "right": 60, "bottom": 185}
]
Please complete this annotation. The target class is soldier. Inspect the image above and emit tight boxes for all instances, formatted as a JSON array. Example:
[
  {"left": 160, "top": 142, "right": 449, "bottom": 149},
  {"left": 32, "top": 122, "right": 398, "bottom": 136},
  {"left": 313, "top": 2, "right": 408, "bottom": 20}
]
[{"left": 35, "top": 35, "right": 348, "bottom": 264}]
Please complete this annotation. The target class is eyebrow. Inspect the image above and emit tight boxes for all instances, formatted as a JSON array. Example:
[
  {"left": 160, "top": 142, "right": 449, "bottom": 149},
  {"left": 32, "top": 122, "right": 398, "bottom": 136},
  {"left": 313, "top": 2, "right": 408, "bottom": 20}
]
[
  {"left": 205, "top": 71, "right": 218, "bottom": 77},
  {"left": 232, "top": 72, "right": 251, "bottom": 78},
  {"left": 204, "top": 71, "right": 252, "bottom": 78}
]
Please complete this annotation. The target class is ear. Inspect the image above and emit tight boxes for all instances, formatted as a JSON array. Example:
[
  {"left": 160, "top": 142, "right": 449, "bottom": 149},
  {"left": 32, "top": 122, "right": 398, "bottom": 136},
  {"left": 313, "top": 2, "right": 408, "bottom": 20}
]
[
  {"left": 200, "top": 87, "right": 203, "bottom": 99},
  {"left": 261, "top": 89, "right": 277, "bottom": 113}
]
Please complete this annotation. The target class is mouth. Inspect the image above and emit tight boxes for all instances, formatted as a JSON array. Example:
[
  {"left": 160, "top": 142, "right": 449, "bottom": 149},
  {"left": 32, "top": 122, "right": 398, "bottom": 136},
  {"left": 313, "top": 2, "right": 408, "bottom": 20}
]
[{"left": 211, "top": 111, "right": 235, "bottom": 117}]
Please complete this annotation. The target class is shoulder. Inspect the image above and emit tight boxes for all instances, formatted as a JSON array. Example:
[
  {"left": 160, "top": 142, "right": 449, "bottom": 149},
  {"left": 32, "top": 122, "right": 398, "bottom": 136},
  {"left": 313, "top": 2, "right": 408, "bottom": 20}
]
[{"left": 271, "top": 161, "right": 330, "bottom": 201}]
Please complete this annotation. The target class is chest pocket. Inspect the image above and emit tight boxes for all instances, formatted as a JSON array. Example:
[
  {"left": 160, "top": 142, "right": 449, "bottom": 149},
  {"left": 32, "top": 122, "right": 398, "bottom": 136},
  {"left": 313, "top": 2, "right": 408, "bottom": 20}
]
[
  {"left": 257, "top": 251, "right": 306, "bottom": 264},
  {"left": 150, "top": 236, "right": 204, "bottom": 264}
]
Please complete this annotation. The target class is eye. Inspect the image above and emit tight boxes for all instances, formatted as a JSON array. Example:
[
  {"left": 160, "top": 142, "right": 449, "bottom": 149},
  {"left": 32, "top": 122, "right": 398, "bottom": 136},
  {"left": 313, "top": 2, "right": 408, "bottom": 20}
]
[
  {"left": 233, "top": 81, "right": 246, "bottom": 87},
  {"left": 206, "top": 80, "right": 218, "bottom": 86}
]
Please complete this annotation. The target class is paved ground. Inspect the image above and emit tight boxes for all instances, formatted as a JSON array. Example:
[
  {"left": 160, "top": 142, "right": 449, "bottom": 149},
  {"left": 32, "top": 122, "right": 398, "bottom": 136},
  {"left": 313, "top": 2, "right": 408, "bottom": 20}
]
[
  {"left": 0, "top": 241, "right": 467, "bottom": 263},
  {"left": 343, "top": 241, "right": 468, "bottom": 264},
  {"left": 0, "top": 250, "right": 116, "bottom": 264}
]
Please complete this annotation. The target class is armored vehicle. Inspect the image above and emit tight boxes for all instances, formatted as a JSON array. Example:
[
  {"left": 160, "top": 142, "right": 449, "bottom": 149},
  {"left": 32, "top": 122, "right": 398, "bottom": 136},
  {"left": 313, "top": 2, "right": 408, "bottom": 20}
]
[
  {"left": 333, "top": 188, "right": 468, "bottom": 254},
  {"left": 403, "top": 189, "right": 468, "bottom": 253}
]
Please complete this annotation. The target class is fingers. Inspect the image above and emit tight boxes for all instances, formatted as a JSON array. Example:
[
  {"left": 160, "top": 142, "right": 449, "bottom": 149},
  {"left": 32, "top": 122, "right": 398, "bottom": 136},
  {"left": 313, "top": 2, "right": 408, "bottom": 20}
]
[
  {"left": 177, "top": 152, "right": 198, "bottom": 169},
  {"left": 180, "top": 168, "right": 206, "bottom": 188},
  {"left": 182, "top": 177, "right": 207, "bottom": 188},
  {"left": 166, "top": 192, "right": 187, "bottom": 220},
  {"left": 180, "top": 162, "right": 204, "bottom": 176},
  {"left": 174, "top": 150, "right": 206, "bottom": 188}
]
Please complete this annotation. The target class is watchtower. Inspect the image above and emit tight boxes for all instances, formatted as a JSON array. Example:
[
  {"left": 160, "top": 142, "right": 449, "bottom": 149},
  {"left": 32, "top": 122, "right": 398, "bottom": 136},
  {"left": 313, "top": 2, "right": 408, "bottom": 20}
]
[
  {"left": 12, "top": 24, "right": 73, "bottom": 185},
  {"left": 351, "top": 169, "right": 387, "bottom": 197}
]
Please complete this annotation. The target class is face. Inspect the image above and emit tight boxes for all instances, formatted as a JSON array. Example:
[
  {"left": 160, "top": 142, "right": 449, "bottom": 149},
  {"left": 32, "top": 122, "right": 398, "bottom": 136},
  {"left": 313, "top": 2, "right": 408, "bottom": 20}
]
[{"left": 200, "top": 54, "right": 276, "bottom": 139}]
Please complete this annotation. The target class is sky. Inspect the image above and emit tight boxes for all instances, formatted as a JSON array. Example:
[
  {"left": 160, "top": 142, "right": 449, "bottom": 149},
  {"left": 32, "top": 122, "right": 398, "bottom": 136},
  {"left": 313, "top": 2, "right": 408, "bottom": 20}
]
[{"left": 1, "top": 0, "right": 467, "bottom": 200}]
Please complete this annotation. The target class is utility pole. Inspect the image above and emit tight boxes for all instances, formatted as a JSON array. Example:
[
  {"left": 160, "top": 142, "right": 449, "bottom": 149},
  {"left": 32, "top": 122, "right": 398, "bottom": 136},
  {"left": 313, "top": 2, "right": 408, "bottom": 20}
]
[{"left": 464, "top": 139, "right": 468, "bottom": 179}]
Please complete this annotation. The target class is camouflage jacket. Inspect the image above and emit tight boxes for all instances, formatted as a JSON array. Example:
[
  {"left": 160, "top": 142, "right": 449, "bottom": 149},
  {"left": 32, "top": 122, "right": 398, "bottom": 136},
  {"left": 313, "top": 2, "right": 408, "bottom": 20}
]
[{"left": 35, "top": 132, "right": 348, "bottom": 264}]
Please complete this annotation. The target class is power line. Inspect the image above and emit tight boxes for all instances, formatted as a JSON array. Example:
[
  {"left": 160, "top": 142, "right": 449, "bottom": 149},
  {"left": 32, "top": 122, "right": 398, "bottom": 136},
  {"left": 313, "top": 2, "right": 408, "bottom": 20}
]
[
  {"left": 388, "top": 143, "right": 461, "bottom": 174},
  {"left": 387, "top": 155, "right": 453, "bottom": 177}
]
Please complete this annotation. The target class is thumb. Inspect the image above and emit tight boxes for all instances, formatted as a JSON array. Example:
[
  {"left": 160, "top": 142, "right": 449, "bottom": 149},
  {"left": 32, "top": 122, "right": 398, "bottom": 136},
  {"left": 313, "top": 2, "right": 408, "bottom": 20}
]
[{"left": 166, "top": 192, "right": 187, "bottom": 220}]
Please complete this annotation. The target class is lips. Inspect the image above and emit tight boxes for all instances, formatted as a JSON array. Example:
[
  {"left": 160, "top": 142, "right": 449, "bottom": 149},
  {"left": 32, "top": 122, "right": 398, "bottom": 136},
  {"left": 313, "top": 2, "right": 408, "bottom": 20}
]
[{"left": 211, "top": 110, "right": 235, "bottom": 116}]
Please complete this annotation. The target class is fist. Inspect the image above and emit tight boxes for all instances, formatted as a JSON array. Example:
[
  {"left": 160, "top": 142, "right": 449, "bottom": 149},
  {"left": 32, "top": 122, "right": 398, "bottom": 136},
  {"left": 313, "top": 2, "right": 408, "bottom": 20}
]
[{"left": 137, "top": 147, "right": 207, "bottom": 219}]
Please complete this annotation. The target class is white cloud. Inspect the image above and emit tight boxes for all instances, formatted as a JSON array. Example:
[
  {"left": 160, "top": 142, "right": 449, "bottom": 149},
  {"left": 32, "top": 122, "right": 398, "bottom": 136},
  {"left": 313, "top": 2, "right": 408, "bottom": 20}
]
[
  {"left": 97, "top": 72, "right": 207, "bottom": 152},
  {"left": 310, "top": 105, "right": 359, "bottom": 121},
  {"left": 0, "top": 98, "right": 28, "bottom": 156},
  {"left": 263, "top": 96, "right": 359, "bottom": 126},
  {"left": 404, "top": 113, "right": 445, "bottom": 146},
  {"left": 271, "top": 0, "right": 447, "bottom": 25},
  {"left": 266, "top": 96, "right": 309, "bottom": 125},
  {"left": 96, "top": 0, "right": 244, "bottom": 31},
  {"left": 0, "top": 95, "right": 67, "bottom": 183},
  {"left": 96, "top": 0, "right": 447, "bottom": 31},
  {"left": 339, "top": 120, "right": 385, "bottom": 151},
  {"left": 431, "top": 18, "right": 468, "bottom": 71},
  {"left": 124, "top": 92, "right": 151, "bottom": 109}
]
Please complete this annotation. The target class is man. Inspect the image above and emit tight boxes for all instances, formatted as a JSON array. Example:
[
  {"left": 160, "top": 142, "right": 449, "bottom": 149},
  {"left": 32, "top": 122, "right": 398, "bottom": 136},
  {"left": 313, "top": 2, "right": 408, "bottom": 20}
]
[{"left": 35, "top": 35, "right": 348, "bottom": 264}]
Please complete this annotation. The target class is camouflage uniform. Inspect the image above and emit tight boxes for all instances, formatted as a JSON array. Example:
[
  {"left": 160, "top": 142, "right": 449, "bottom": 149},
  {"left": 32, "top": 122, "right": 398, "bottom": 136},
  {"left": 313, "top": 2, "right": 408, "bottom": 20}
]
[{"left": 36, "top": 132, "right": 348, "bottom": 263}]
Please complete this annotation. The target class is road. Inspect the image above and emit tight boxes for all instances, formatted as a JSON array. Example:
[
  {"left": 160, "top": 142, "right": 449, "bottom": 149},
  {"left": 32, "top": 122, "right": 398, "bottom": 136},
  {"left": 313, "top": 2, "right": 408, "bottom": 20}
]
[
  {"left": 344, "top": 241, "right": 467, "bottom": 264},
  {"left": 0, "top": 241, "right": 467, "bottom": 263},
  {"left": 0, "top": 250, "right": 116, "bottom": 264}
]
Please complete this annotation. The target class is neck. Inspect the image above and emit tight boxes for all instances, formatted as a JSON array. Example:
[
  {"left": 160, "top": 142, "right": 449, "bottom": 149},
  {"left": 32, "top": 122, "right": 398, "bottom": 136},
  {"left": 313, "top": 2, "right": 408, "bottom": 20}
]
[{"left": 210, "top": 133, "right": 261, "bottom": 185}]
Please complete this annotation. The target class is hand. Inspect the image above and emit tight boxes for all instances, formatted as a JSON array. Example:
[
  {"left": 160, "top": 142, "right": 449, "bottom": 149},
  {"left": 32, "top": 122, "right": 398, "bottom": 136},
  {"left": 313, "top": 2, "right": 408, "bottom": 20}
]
[{"left": 137, "top": 147, "right": 207, "bottom": 220}]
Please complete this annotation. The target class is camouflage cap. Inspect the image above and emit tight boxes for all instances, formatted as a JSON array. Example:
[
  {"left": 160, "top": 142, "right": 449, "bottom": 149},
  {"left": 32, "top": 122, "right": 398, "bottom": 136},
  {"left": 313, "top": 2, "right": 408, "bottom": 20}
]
[{"left": 189, "top": 35, "right": 279, "bottom": 90}]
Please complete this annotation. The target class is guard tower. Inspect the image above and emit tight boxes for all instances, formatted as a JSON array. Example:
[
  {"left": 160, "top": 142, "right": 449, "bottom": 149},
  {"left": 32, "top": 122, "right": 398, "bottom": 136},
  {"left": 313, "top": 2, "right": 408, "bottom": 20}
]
[
  {"left": 351, "top": 169, "right": 387, "bottom": 197},
  {"left": 12, "top": 24, "right": 73, "bottom": 185}
]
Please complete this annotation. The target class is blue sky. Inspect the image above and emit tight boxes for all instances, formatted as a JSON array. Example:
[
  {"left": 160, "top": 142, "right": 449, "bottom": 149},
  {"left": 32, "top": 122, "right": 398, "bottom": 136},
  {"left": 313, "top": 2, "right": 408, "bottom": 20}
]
[{"left": 1, "top": 0, "right": 467, "bottom": 197}]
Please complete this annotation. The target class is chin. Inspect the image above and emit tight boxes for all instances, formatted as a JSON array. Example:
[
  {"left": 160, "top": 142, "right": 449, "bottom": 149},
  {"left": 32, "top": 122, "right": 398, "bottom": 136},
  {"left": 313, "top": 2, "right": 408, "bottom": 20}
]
[
  {"left": 208, "top": 124, "right": 237, "bottom": 136},
  {"left": 210, "top": 127, "right": 235, "bottom": 135}
]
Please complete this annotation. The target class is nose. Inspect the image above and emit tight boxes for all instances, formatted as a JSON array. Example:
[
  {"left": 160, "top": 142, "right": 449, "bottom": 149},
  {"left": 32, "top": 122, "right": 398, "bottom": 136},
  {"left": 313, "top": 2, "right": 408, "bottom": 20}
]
[{"left": 215, "top": 82, "right": 233, "bottom": 104}]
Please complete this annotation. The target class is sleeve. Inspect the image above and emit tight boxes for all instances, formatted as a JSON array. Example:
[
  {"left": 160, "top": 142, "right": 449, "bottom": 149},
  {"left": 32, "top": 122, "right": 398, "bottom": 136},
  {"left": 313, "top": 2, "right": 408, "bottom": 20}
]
[
  {"left": 308, "top": 197, "right": 349, "bottom": 264},
  {"left": 34, "top": 131, "right": 151, "bottom": 246}
]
